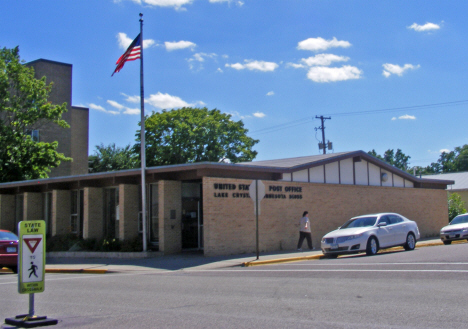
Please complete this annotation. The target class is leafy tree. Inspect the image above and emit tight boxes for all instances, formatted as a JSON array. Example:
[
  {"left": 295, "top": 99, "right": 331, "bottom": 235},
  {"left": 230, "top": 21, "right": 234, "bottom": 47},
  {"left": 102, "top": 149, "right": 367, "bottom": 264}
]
[
  {"left": 0, "top": 46, "right": 70, "bottom": 183},
  {"left": 420, "top": 145, "right": 468, "bottom": 174},
  {"left": 448, "top": 193, "right": 467, "bottom": 222},
  {"left": 134, "top": 107, "right": 259, "bottom": 166},
  {"left": 368, "top": 149, "right": 411, "bottom": 171},
  {"left": 88, "top": 143, "right": 138, "bottom": 173}
]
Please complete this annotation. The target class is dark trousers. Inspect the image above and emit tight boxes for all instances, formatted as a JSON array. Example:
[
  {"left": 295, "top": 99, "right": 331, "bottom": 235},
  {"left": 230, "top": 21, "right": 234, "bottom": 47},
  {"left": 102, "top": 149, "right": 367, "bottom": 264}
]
[{"left": 297, "top": 231, "right": 312, "bottom": 250}]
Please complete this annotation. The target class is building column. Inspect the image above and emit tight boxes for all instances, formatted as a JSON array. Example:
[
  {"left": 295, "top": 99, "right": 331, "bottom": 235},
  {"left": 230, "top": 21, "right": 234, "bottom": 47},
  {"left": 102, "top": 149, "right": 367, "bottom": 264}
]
[
  {"left": 83, "top": 187, "right": 104, "bottom": 240},
  {"left": 158, "top": 180, "right": 182, "bottom": 254},
  {"left": 0, "top": 194, "right": 15, "bottom": 232},
  {"left": 118, "top": 184, "right": 139, "bottom": 241},
  {"left": 52, "top": 190, "right": 71, "bottom": 236},
  {"left": 23, "top": 192, "right": 43, "bottom": 222}
]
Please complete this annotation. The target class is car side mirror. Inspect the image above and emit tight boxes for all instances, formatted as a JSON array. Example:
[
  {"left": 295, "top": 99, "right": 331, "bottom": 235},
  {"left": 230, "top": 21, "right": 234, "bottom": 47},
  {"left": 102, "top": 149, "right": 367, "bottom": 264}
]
[{"left": 378, "top": 222, "right": 387, "bottom": 227}]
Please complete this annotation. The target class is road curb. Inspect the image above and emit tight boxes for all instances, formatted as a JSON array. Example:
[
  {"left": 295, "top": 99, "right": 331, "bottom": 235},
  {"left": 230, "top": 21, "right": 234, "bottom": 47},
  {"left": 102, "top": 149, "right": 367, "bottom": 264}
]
[
  {"left": 45, "top": 268, "right": 108, "bottom": 274},
  {"left": 242, "top": 241, "right": 447, "bottom": 267},
  {"left": 243, "top": 254, "right": 323, "bottom": 267}
]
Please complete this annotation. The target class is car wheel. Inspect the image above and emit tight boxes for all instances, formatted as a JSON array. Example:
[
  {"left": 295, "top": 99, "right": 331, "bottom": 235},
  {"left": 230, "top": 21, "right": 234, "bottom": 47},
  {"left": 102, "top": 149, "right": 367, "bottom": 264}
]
[
  {"left": 326, "top": 254, "right": 338, "bottom": 259},
  {"left": 366, "top": 237, "right": 379, "bottom": 256},
  {"left": 404, "top": 233, "right": 416, "bottom": 251},
  {"left": 443, "top": 240, "right": 452, "bottom": 245}
]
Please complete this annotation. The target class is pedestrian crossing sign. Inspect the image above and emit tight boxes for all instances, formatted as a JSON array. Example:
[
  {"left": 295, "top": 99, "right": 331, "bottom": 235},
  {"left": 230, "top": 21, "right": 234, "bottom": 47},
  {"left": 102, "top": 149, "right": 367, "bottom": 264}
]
[{"left": 18, "top": 221, "right": 46, "bottom": 294}]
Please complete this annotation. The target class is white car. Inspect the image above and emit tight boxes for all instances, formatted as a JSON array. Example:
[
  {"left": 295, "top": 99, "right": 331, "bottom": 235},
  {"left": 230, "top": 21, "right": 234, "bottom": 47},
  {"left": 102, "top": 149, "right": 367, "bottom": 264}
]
[
  {"left": 440, "top": 213, "right": 468, "bottom": 245},
  {"left": 321, "top": 213, "right": 420, "bottom": 258}
]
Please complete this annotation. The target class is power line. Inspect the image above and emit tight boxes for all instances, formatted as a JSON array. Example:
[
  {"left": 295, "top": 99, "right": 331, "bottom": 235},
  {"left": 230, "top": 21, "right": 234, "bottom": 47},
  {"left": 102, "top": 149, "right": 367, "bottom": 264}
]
[{"left": 249, "top": 99, "right": 468, "bottom": 136}]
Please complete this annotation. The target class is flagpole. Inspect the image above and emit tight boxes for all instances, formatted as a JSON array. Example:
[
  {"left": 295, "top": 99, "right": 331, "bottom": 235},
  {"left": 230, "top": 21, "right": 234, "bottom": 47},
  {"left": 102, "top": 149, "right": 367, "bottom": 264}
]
[{"left": 139, "top": 13, "right": 147, "bottom": 252}]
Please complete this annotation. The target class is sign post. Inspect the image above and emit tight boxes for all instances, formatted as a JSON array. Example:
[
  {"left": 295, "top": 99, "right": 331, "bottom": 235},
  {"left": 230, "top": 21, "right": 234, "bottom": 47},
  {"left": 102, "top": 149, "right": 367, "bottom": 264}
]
[
  {"left": 5, "top": 220, "right": 57, "bottom": 327},
  {"left": 249, "top": 180, "right": 265, "bottom": 260}
]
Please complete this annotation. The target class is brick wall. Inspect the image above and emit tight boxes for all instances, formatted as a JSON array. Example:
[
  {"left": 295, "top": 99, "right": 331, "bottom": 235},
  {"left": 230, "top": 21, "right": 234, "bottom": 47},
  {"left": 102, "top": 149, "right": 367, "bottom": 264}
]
[
  {"left": 119, "top": 184, "right": 139, "bottom": 241},
  {"left": 158, "top": 180, "right": 182, "bottom": 254},
  {"left": 23, "top": 192, "right": 43, "bottom": 222},
  {"left": 203, "top": 177, "right": 448, "bottom": 256},
  {"left": 70, "top": 106, "right": 89, "bottom": 175},
  {"left": 83, "top": 187, "right": 104, "bottom": 239},
  {"left": 0, "top": 195, "right": 15, "bottom": 232},
  {"left": 52, "top": 190, "right": 71, "bottom": 236}
]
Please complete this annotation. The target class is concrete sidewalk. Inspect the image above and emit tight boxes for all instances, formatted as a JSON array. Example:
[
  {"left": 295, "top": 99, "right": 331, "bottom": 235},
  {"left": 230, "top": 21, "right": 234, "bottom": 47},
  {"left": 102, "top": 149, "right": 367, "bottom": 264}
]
[{"left": 0, "top": 238, "right": 448, "bottom": 275}]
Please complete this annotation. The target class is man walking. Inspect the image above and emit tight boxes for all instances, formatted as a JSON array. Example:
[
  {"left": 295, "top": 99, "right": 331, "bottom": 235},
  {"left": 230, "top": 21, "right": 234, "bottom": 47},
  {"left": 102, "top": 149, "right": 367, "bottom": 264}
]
[{"left": 297, "top": 211, "right": 314, "bottom": 251}]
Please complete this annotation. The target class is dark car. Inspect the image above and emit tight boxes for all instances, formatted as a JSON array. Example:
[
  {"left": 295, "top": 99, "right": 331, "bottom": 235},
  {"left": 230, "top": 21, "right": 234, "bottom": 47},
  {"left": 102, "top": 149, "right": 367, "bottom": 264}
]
[{"left": 0, "top": 230, "right": 19, "bottom": 273}]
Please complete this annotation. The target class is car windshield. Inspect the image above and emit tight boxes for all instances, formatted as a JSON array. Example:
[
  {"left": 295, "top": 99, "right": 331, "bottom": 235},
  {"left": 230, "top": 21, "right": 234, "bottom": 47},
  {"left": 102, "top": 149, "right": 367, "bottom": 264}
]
[
  {"left": 450, "top": 214, "right": 468, "bottom": 225},
  {"left": 340, "top": 216, "right": 377, "bottom": 229},
  {"left": 0, "top": 231, "right": 19, "bottom": 241}
]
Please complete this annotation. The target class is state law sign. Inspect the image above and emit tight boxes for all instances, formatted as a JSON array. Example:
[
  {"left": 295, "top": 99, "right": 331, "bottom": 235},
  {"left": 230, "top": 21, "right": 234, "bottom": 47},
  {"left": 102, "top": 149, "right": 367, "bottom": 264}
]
[{"left": 18, "top": 220, "right": 46, "bottom": 294}]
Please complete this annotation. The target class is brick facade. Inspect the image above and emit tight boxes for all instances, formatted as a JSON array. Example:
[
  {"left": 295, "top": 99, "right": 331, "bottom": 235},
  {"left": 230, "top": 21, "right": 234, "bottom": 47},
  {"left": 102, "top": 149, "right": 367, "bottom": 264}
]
[
  {"left": 52, "top": 190, "right": 71, "bottom": 236},
  {"left": 203, "top": 177, "right": 448, "bottom": 256},
  {"left": 83, "top": 187, "right": 104, "bottom": 239},
  {"left": 158, "top": 180, "right": 182, "bottom": 254},
  {"left": 27, "top": 59, "right": 89, "bottom": 177},
  {"left": 23, "top": 192, "right": 43, "bottom": 222},
  {"left": 0, "top": 194, "right": 15, "bottom": 232},
  {"left": 119, "top": 184, "right": 139, "bottom": 241}
]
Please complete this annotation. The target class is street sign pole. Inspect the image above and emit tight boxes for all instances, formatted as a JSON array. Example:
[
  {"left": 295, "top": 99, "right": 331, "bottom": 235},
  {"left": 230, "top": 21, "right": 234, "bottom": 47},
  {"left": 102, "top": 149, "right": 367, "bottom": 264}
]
[
  {"left": 255, "top": 180, "right": 259, "bottom": 260},
  {"left": 5, "top": 220, "right": 58, "bottom": 328},
  {"left": 249, "top": 180, "right": 265, "bottom": 260}
]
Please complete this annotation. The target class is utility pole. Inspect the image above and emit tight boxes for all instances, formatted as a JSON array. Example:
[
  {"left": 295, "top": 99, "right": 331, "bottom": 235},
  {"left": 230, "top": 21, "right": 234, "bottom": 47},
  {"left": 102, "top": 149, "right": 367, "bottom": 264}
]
[{"left": 315, "top": 115, "right": 331, "bottom": 154}]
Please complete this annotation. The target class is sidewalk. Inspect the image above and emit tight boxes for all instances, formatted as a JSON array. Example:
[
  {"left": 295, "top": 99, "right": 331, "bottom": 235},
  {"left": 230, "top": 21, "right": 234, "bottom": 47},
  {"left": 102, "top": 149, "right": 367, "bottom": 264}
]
[{"left": 0, "top": 238, "right": 446, "bottom": 275}]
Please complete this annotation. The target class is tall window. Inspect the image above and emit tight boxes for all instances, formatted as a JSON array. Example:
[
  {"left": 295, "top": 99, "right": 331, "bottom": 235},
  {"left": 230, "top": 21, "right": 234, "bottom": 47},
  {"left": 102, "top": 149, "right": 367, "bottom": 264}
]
[
  {"left": 70, "top": 190, "right": 78, "bottom": 234},
  {"left": 26, "top": 129, "right": 40, "bottom": 142},
  {"left": 43, "top": 192, "right": 52, "bottom": 236}
]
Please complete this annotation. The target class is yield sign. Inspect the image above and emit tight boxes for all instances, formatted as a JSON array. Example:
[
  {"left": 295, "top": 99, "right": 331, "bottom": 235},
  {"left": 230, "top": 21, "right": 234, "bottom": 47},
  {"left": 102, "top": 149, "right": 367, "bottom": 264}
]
[{"left": 24, "top": 238, "right": 42, "bottom": 254}]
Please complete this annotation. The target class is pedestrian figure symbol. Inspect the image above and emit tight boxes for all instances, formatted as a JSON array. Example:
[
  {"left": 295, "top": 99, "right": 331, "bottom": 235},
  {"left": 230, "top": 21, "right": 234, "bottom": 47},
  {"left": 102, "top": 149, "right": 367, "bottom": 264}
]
[{"left": 28, "top": 262, "right": 38, "bottom": 278}]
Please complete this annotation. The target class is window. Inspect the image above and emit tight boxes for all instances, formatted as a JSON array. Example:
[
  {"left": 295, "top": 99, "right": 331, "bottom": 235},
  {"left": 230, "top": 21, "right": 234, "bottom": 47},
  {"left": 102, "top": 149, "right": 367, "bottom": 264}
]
[
  {"left": 26, "top": 129, "right": 39, "bottom": 142},
  {"left": 70, "top": 191, "right": 78, "bottom": 234},
  {"left": 378, "top": 216, "right": 391, "bottom": 225},
  {"left": 388, "top": 215, "right": 403, "bottom": 224}
]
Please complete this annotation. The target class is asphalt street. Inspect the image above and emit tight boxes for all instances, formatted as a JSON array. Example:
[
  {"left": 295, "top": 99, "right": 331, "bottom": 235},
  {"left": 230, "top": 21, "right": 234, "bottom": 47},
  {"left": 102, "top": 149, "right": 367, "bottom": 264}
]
[{"left": 2, "top": 243, "right": 468, "bottom": 328}]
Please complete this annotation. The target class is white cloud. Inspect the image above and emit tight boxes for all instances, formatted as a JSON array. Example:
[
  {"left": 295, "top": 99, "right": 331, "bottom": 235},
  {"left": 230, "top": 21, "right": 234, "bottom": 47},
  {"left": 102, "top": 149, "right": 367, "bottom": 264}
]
[
  {"left": 408, "top": 22, "right": 440, "bottom": 32},
  {"left": 187, "top": 52, "right": 217, "bottom": 70},
  {"left": 121, "top": 93, "right": 140, "bottom": 103},
  {"left": 266, "top": 91, "right": 274, "bottom": 96},
  {"left": 287, "top": 63, "right": 305, "bottom": 69},
  {"left": 383, "top": 63, "right": 420, "bottom": 77},
  {"left": 440, "top": 149, "right": 450, "bottom": 154},
  {"left": 209, "top": 0, "right": 244, "bottom": 5},
  {"left": 137, "top": 0, "right": 193, "bottom": 10},
  {"left": 89, "top": 103, "right": 111, "bottom": 113},
  {"left": 297, "top": 37, "right": 351, "bottom": 52},
  {"left": 225, "top": 60, "right": 279, "bottom": 72},
  {"left": 117, "top": 32, "right": 155, "bottom": 50},
  {"left": 391, "top": 114, "right": 416, "bottom": 120},
  {"left": 301, "top": 54, "right": 350, "bottom": 67},
  {"left": 145, "top": 92, "right": 193, "bottom": 109},
  {"left": 306, "top": 65, "right": 362, "bottom": 83},
  {"left": 253, "top": 112, "right": 266, "bottom": 118},
  {"left": 107, "top": 100, "right": 140, "bottom": 115},
  {"left": 165, "top": 40, "right": 196, "bottom": 51}
]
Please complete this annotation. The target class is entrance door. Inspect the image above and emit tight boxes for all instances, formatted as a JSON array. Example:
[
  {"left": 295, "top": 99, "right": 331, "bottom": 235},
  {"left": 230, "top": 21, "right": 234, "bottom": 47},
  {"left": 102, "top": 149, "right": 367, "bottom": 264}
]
[
  {"left": 182, "top": 198, "right": 199, "bottom": 249},
  {"left": 181, "top": 182, "right": 203, "bottom": 250}
]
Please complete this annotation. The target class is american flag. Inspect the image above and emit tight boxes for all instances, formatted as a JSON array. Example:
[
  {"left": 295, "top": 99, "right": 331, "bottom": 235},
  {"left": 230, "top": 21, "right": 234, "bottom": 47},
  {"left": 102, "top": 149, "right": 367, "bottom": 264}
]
[{"left": 112, "top": 33, "right": 141, "bottom": 76}]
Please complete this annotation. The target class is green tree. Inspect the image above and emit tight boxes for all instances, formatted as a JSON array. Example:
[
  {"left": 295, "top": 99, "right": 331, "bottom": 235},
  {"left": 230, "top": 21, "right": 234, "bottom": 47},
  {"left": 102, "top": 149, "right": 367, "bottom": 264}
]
[
  {"left": 0, "top": 46, "right": 70, "bottom": 182},
  {"left": 419, "top": 145, "right": 468, "bottom": 174},
  {"left": 448, "top": 193, "right": 467, "bottom": 222},
  {"left": 88, "top": 143, "right": 138, "bottom": 173},
  {"left": 368, "top": 148, "right": 411, "bottom": 171},
  {"left": 134, "top": 107, "right": 259, "bottom": 166}
]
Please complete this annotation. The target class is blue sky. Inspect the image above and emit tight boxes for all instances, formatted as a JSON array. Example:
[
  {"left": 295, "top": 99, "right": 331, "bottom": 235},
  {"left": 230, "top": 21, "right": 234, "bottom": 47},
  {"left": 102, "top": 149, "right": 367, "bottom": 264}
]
[{"left": 2, "top": 0, "right": 467, "bottom": 168}]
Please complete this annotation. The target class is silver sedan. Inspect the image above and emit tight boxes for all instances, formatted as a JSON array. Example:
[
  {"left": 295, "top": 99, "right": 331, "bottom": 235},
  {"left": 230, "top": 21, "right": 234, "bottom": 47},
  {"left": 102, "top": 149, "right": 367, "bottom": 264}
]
[
  {"left": 440, "top": 213, "right": 468, "bottom": 245},
  {"left": 321, "top": 213, "right": 420, "bottom": 258}
]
